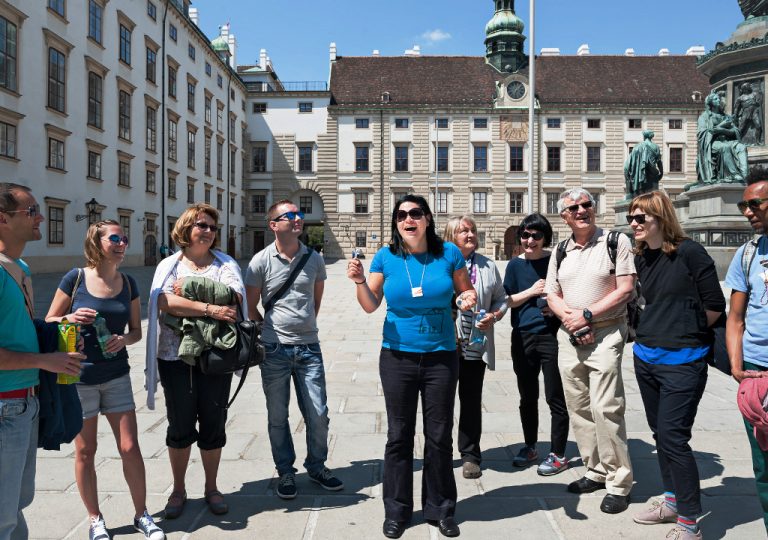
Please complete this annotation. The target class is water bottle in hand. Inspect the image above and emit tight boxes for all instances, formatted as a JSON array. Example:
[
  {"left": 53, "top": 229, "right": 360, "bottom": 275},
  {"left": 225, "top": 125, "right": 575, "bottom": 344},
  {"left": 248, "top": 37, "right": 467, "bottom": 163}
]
[
  {"left": 93, "top": 313, "right": 117, "bottom": 359},
  {"left": 469, "top": 309, "right": 486, "bottom": 347}
]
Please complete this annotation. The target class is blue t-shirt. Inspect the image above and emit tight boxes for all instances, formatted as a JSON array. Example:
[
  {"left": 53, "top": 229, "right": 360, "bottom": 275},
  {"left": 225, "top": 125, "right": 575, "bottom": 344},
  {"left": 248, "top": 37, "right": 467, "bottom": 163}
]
[
  {"left": 58, "top": 269, "right": 139, "bottom": 385},
  {"left": 725, "top": 236, "right": 768, "bottom": 368},
  {"left": 503, "top": 255, "right": 555, "bottom": 334},
  {"left": 370, "top": 242, "right": 464, "bottom": 353},
  {"left": 0, "top": 261, "right": 40, "bottom": 392}
]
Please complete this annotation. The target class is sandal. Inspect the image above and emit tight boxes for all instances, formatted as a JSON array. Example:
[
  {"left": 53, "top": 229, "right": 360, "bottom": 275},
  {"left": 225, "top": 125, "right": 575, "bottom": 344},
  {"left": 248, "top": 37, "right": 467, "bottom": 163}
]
[
  {"left": 205, "top": 489, "right": 229, "bottom": 515},
  {"left": 164, "top": 490, "right": 187, "bottom": 519}
]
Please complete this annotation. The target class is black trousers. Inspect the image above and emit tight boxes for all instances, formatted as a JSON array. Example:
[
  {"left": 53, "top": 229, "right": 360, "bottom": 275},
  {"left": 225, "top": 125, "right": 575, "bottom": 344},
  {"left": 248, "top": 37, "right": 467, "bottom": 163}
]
[
  {"left": 634, "top": 355, "right": 707, "bottom": 517},
  {"left": 457, "top": 357, "right": 487, "bottom": 464},
  {"left": 511, "top": 330, "right": 569, "bottom": 456},
  {"left": 379, "top": 348, "right": 459, "bottom": 522}
]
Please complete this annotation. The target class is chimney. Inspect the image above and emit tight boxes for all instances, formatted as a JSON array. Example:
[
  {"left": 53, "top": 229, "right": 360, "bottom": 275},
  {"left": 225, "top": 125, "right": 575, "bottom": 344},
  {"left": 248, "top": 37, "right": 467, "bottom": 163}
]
[
  {"left": 624, "top": 48, "right": 635, "bottom": 56},
  {"left": 260, "top": 48, "right": 267, "bottom": 69},
  {"left": 228, "top": 33, "right": 236, "bottom": 68},
  {"left": 540, "top": 47, "right": 560, "bottom": 56},
  {"left": 372, "top": 50, "right": 380, "bottom": 57},
  {"left": 404, "top": 45, "right": 421, "bottom": 56},
  {"left": 658, "top": 48, "right": 670, "bottom": 56},
  {"left": 686, "top": 45, "right": 705, "bottom": 56},
  {"left": 577, "top": 43, "right": 590, "bottom": 56},
  {"left": 329, "top": 42, "right": 337, "bottom": 62},
  {"left": 221, "top": 23, "right": 229, "bottom": 39},
  {"left": 188, "top": 7, "right": 198, "bottom": 25}
]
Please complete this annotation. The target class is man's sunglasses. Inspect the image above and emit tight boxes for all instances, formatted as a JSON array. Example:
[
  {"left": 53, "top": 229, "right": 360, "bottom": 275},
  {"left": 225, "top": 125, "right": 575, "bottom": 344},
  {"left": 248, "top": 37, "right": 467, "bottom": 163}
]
[
  {"left": 194, "top": 222, "right": 219, "bottom": 232},
  {"left": 564, "top": 201, "right": 593, "bottom": 213},
  {"left": 4, "top": 204, "right": 40, "bottom": 218},
  {"left": 396, "top": 208, "right": 425, "bottom": 222},
  {"left": 271, "top": 211, "right": 305, "bottom": 222},
  {"left": 520, "top": 230, "right": 544, "bottom": 240},
  {"left": 737, "top": 197, "right": 768, "bottom": 213},
  {"left": 105, "top": 234, "right": 129, "bottom": 245},
  {"left": 625, "top": 214, "right": 647, "bottom": 225}
]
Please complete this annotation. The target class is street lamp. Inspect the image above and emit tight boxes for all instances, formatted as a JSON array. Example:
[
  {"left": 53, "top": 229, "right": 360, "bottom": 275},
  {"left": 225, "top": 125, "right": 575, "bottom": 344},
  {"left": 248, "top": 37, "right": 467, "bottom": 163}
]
[{"left": 75, "top": 198, "right": 99, "bottom": 223}]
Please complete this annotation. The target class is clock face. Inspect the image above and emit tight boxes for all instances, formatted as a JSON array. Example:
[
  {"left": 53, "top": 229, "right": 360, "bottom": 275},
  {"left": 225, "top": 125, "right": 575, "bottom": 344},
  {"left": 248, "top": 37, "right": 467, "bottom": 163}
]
[{"left": 507, "top": 81, "right": 525, "bottom": 100}]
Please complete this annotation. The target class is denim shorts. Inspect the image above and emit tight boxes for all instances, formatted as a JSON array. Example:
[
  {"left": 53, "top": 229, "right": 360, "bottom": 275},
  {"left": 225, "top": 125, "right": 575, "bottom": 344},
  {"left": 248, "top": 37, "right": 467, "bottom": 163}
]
[{"left": 76, "top": 373, "right": 136, "bottom": 419}]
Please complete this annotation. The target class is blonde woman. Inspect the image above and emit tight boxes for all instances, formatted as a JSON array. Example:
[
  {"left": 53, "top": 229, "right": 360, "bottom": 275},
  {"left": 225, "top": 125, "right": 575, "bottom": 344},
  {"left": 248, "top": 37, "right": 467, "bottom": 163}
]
[{"left": 46, "top": 220, "right": 163, "bottom": 540}]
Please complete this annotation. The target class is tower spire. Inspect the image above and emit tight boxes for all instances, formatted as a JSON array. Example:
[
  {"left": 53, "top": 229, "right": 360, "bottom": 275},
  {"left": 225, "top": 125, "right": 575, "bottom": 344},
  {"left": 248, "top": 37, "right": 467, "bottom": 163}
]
[{"left": 485, "top": 0, "right": 527, "bottom": 73}]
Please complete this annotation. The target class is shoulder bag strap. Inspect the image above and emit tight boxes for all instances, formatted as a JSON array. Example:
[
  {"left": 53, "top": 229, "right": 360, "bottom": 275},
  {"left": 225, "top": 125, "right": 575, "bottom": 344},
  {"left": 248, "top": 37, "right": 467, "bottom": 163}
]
[
  {"left": 68, "top": 268, "right": 83, "bottom": 315},
  {"left": 262, "top": 250, "right": 313, "bottom": 313},
  {"left": 0, "top": 253, "right": 34, "bottom": 319},
  {"left": 742, "top": 237, "right": 760, "bottom": 296}
]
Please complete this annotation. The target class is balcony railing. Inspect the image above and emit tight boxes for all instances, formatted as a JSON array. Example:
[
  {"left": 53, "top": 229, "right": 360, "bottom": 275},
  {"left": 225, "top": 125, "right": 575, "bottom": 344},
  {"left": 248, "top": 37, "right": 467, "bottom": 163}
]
[{"left": 245, "top": 81, "right": 328, "bottom": 93}]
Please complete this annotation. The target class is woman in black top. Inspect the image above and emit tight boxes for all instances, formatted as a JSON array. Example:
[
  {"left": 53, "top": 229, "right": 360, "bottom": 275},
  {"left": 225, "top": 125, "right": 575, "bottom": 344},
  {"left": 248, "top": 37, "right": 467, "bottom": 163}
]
[{"left": 627, "top": 191, "right": 725, "bottom": 539}]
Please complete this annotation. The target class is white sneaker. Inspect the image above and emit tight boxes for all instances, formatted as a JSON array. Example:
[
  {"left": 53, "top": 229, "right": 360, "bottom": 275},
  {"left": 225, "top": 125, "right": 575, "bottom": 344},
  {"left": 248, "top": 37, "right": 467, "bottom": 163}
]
[
  {"left": 89, "top": 515, "right": 110, "bottom": 540},
  {"left": 134, "top": 510, "right": 165, "bottom": 540}
]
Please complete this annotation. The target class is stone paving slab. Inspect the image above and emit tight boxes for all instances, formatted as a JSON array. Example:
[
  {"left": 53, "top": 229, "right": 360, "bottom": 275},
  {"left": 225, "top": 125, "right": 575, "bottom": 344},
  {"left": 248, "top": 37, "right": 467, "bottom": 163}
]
[{"left": 22, "top": 260, "right": 766, "bottom": 539}]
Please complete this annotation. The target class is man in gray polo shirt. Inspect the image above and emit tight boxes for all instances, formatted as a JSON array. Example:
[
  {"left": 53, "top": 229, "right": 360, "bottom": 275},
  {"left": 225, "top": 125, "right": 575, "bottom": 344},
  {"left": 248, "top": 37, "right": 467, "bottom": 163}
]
[
  {"left": 545, "top": 188, "right": 636, "bottom": 514},
  {"left": 245, "top": 199, "right": 343, "bottom": 500}
]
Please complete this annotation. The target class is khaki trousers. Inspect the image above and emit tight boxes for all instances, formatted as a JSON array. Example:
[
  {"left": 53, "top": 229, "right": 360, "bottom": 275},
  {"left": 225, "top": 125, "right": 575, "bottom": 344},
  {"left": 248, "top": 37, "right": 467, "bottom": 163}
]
[{"left": 557, "top": 323, "right": 633, "bottom": 495}]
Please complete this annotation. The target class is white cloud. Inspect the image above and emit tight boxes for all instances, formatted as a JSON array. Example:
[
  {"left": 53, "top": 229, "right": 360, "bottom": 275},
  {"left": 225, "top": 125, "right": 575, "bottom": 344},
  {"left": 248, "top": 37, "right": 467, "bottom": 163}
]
[{"left": 420, "top": 29, "right": 452, "bottom": 45}]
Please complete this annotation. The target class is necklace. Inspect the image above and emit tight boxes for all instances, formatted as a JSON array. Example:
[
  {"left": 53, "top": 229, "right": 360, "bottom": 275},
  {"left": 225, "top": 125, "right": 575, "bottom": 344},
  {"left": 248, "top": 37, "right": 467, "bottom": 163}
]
[
  {"left": 185, "top": 254, "right": 212, "bottom": 272},
  {"left": 403, "top": 249, "right": 428, "bottom": 298}
]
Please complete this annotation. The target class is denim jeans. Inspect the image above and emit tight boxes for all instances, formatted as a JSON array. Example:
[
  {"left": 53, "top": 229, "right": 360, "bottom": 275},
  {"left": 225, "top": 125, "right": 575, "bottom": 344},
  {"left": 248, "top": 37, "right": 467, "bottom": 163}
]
[
  {"left": 260, "top": 342, "right": 330, "bottom": 476},
  {"left": 0, "top": 396, "right": 39, "bottom": 540}
]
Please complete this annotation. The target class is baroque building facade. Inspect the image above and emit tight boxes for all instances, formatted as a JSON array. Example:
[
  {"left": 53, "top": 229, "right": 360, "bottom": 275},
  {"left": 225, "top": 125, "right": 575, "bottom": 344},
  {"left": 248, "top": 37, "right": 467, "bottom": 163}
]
[{"left": 0, "top": 0, "right": 247, "bottom": 272}]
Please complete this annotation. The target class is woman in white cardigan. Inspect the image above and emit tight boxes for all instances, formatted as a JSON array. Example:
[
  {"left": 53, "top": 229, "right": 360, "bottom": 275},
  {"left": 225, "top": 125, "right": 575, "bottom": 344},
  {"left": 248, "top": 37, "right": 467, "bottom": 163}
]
[{"left": 443, "top": 216, "right": 507, "bottom": 480}]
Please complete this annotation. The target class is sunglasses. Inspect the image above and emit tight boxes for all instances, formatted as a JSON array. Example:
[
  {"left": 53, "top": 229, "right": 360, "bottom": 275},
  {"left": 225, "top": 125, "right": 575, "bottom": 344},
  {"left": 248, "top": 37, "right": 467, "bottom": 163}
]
[
  {"left": 396, "top": 208, "right": 425, "bottom": 222},
  {"left": 4, "top": 204, "right": 40, "bottom": 218},
  {"left": 625, "top": 214, "right": 647, "bottom": 225},
  {"left": 564, "top": 201, "right": 593, "bottom": 213},
  {"left": 105, "top": 234, "right": 129, "bottom": 245},
  {"left": 737, "top": 197, "right": 768, "bottom": 213},
  {"left": 194, "top": 222, "right": 219, "bottom": 232},
  {"left": 271, "top": 211, "right": 305, "bottom": 222},
  {"left": 520, "top": 230, "right": 544, "bottom": 240}
]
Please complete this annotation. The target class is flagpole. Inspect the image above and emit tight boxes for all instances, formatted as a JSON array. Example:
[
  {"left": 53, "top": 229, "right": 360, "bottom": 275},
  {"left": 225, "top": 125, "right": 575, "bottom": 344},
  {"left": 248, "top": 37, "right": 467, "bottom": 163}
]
[{"left": 527, "top": 0, "right": 535, "bottom": 213}]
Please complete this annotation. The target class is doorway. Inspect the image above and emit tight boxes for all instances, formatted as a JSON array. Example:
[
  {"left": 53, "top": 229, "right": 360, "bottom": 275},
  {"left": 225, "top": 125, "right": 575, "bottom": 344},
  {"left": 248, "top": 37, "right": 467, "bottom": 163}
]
[
  {"left": 144, "top": 235, "right": 157, "bottom": 266},
  {"left": 504, "top": 226, "right": 523, "bottom": 259}
]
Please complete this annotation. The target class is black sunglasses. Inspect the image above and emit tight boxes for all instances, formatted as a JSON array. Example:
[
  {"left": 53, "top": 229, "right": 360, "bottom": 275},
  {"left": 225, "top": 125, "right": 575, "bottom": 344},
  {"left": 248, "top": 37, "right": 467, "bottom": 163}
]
[
  {"left": 625, "top": 214, "right": 647, "bottom": 225},
  {"left": 271, "top": 211, "right": 305, "bottom": 222},
  {"left": 737, "top": 197, "right": 768, "bottom": 213},
  {"left": 520, "top": 231, "right": 544, "bottom": 240},
  {"left": 396, "top": 208, "right": 426, "bottom": 222},
  {"left": 194, "top": 222, "right": 219, "bottom": 232},
  {"left": 105, "top": 234, "right": 129, "bottom": 245},
  {"left": 564, "top": 201, "right": 593, "bottom": 213}
]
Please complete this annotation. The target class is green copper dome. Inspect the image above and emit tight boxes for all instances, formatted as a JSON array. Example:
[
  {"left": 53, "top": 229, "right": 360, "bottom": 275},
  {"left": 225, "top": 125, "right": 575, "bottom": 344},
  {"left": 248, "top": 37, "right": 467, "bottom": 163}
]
[
  {"left": 485, "top": 9, "right": 524, "bottom": 38},
  {"left": 211, "top": 35, "right": 229, "bottom": 52}
]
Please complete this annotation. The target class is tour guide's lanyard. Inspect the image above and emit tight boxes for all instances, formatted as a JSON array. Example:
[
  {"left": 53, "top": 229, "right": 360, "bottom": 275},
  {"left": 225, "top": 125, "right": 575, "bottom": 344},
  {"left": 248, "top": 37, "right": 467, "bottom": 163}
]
[
  {"left": 404, "top": 250, "right": 428, "bottom": 298},
  {"left": 466, "top": 253, "right": 477, "bottom": 285}
]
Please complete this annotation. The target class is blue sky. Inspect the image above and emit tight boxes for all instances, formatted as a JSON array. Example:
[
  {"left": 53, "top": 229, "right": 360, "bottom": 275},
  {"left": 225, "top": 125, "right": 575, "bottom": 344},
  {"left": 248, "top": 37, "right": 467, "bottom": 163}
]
[{"left": 191, "top": 0, "right": 744, "bottom": 82}]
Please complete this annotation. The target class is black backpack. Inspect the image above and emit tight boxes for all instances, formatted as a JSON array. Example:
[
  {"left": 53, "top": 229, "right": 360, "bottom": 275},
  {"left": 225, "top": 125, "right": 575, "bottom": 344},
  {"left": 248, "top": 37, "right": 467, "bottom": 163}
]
[{"left": 555, "top": 231, "right": 641, "bottom": 342}]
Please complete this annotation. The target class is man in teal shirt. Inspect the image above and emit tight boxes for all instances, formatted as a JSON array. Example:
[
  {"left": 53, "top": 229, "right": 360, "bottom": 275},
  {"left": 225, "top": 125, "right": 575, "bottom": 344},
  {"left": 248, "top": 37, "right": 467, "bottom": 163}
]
[{"left": 0, "top": 183, "right": 83, "bottom": 540}]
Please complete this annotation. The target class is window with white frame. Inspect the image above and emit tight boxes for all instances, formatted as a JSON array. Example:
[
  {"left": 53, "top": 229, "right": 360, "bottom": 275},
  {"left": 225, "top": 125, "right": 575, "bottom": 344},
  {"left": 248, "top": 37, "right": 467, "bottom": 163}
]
[
  {"left": 355, "top": 118, "right": 369, "bottom": 129},
  {"left": 586, "top": 145, "right": 601, "bottom": 172},
  {"left": 509, "top": 192, "right": 523, "bottom": 214},
  {"left": 87, "top": 151, "right": 101, "bottom": 179},
  {"left": 48, "top": 206, "right": 64, "bottom": 244},
  {"left": 547, "top": 146, "right": 561, "bottom": 172},
  {"left": 0, "top": 121, "right": 16, "bottom": 159},
  {"left": 546, "top": 192, "right": 559, "bottom": 214},
  {"left": 473, "top": 118, "right": 488, "bottom": 129},
  {"left": 355, "top": 230, "right": 366, "bottom": 248},
  {"left": 435, "top": 191, "right": 448, "bottom": 214},
  {"left": 510, "top": 145, "right": 524, "bottom": 172},
  {"left": 355, "top": 192, "right": 369, "bottom": 213},
  {"left": 0, "top": 16, "right": 18, "bottom": 92},
  {"left": 395, "top": 145, "right": 408, "bottom": 172},
  {"left": 355, "top": 145, "right": 369, "bottom": 172},
  {"left": 436, "top": 145, "right": 449, "bottom": 172},
  {"left": 298, "top": 145, "right": 312, "bottom": 172},
  {"left": 669, "top": 147, "right": 683, "bottom": 172},
  {"left": 118, "top": 160, "right": 130, "bottom": 187},
  {"left": 48, "top": 138, "right": 64, "bottom": 170},
  {"left": 473, "top": 145, "right": 488, "bottom": 172},
  {"left": 473, "top": 191, "right": 487, "bottom": 213}
]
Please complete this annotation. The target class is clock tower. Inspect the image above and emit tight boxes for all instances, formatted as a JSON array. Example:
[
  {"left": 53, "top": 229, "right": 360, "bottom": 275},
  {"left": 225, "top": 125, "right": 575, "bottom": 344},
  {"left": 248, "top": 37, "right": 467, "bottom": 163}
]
[{"left": 484, "top": 0, "right": 528, "bottom": 74}]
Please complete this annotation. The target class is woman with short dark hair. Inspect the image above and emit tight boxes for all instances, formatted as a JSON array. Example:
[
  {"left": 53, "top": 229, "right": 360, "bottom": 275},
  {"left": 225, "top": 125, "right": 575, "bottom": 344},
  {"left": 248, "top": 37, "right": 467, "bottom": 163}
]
[
  {"left": 347, "top": 195, "right": 477, "bottom": 539},
  {"left": 503, "top": 213, "right": 570, "bottom": 476}
]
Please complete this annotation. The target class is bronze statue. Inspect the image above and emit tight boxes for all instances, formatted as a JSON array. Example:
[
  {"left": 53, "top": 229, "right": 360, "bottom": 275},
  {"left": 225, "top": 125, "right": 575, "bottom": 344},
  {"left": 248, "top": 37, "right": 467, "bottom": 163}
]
[
  {"left": 739, "top": 0, "right": 768, "bottom": 18},
  {"left": 734, "top": 82, "right": 763, "bottom": 145},
  {"left": 624, "top": 130, "right": 663, "bottom": 199}
]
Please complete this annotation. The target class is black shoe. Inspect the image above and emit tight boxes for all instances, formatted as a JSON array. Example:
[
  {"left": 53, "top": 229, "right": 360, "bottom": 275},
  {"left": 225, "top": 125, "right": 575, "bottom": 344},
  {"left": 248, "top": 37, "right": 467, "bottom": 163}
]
[
  {"left": 382, "top": 519, "right": 406, "bottom": 539},
  {"left": 600, "top": 493, "right": 630, "bottom": 514},
  {"left": 567, "top": 476, "right": 606, "bottom": 494},
  {"left": 428, "top": 517, "right": 460, "bottom": 537}
]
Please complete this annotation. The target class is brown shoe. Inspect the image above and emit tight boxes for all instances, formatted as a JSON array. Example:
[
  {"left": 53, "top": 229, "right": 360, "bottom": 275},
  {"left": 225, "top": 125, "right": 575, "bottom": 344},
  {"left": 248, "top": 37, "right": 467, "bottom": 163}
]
[
  {"left": 164, "top": 490, "right": 187, "bottom": 519},
  {"left": 462, "top": 461, "right": 481, "bottom": 479},
  {"left": 205, "top": 490, "right": 229, "bottom": 515}
]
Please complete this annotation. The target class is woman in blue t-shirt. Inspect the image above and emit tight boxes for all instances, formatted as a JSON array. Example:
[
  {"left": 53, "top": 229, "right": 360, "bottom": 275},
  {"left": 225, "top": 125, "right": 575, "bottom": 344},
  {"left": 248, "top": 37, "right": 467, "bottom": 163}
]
[
  {"left": 347, "top": 195, "right": 477, "bottom": 539},
  {"left": 46, "top": 220, "right": 164, "bottom": 540}
]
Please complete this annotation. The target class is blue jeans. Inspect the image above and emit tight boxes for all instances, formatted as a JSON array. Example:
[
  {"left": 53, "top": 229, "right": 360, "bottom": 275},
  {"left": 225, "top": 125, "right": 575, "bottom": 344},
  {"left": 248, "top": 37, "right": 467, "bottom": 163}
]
[
  {"left": 260, "top": 342, "right": 330, "bottom": 476},
  {"left": 0, "top": 396, "right": 39, "bottom": 540}
]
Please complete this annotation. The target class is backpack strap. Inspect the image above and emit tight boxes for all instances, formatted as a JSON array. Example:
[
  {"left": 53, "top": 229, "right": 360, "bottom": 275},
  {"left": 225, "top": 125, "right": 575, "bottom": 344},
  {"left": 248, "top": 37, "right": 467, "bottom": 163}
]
[
  {"left": 0, "top": 254, "right": 34, "bottom": 319},
  {"left": 606, "top": 230, "right": 620, "bottom": 275},
  {"left": 68, "top": 268, "right": 83, "bottom": 315},
  {"left": 742, "top": 236, "right": 760, "bottom": 296},
  {"left": 555, "top": 238, "right": 569, "bottom": 271}
]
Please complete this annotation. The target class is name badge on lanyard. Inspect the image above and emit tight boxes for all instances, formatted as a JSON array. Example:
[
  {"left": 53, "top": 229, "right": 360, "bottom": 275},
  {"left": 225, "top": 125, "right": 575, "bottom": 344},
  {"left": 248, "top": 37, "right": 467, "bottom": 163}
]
[{"left": 411, "top": 287, "right": 423, "bottom": 298}]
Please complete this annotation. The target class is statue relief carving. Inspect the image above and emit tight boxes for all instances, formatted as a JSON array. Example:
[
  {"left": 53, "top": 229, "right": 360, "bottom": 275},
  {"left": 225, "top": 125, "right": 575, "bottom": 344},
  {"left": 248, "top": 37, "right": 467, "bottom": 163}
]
[
  {"left": 686, "top": 91, "right": 749, "bottom": 191},
  {"left": 733, "top": 80, "right": 764, "bottom": 145},
  {"left": 624, "top": 130, "right": 663, "bottom": 199}
]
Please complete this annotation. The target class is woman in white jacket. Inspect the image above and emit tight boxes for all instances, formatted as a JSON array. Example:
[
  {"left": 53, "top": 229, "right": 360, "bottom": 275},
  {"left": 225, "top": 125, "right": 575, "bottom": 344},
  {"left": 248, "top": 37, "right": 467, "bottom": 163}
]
[{"left": 443, "top": 216, "right": 507, "bottom": 479}]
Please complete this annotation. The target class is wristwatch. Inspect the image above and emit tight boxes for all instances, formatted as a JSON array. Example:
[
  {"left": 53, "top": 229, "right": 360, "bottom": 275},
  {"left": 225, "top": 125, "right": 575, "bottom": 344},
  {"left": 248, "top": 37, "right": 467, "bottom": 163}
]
[{"left": 583, "top": 308, "right": 593, "bottom": 322}]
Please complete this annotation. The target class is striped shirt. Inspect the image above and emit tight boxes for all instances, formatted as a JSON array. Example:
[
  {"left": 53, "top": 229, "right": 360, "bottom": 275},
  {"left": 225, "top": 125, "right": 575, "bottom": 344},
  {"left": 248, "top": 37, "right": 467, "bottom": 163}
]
[{"left": 544, "top": 228, "right": 636, "bottom": 323}]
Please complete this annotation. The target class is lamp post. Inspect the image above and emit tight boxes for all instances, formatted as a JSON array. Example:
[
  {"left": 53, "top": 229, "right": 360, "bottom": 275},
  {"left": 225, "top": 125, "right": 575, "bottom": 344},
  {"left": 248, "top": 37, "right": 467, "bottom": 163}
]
[{"left": 75, "top": 198, "right": 100, "bottom": 223}]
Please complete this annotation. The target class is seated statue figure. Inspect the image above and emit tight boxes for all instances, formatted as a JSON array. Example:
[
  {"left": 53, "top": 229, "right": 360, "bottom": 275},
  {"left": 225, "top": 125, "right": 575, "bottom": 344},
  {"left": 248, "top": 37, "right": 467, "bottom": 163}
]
[
  {"left": 689, "top": 92, "right": 749, "bottom": 190},
  {"left": 624, "top": 130, "right": 663, "bottom": 199}
]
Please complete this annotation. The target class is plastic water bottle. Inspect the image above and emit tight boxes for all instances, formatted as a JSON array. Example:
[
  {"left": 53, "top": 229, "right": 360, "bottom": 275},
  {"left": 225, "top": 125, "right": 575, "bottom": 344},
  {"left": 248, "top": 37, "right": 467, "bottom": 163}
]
[
  {"left": 469, "top": 309, "right": 486, "bottom": 347},
  {"left": 93, "top": 313, "right": 116, "bottom": 359}
]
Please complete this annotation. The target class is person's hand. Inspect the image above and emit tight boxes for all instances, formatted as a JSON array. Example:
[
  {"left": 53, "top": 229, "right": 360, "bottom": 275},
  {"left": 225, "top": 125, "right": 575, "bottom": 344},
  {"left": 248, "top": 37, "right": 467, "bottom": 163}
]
[
  {"left": 41, "top": 351, "right": 86, "bottom": 375},
  {"left": 209, "top": 304, "right": 236, "bottom": 323},
  {"left": 476, "top": 312, "right": 495, "bottom": 331},
  {"left": 104, "top": 334, "right": 126, "bottom": 353},
  {"left": 456, "top": 290, "right": 478, "bottom": 311},
  {"left": 733, "top": 368, "right": 767, "bottom": 383},
  {"left": 173, "top": 278, "right": 185, "bottom": 296},
  {"left": 66, "top": 307, "right": 97, "bottom": 325},
  {"left": 526, "top": 279, "right": 546, "bottom": 299},
  {"left": 347, "top": 258, "right": 365, "bottom": 284},
  {"left": 575, "top": 331, "right": 595, "bottom": 346},
  {"left": 561, "top": 308, "right": 588, "bottom": 333}
]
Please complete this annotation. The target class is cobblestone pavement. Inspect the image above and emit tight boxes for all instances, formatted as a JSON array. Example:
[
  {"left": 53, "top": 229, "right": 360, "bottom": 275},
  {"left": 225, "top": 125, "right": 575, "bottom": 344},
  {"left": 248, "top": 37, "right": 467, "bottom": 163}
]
[{"left": 25, "top": 260, "right": 764, "bottom": 539}]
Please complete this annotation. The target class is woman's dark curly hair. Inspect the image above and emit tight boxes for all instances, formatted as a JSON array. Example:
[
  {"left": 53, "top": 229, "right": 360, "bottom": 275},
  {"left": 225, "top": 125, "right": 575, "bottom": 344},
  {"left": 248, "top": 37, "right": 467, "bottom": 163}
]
[
  {"left": 389, "top": 194, "right": 444, "bottom": 257},
  {"left": 517, "top": 213, "right": 554, "bottom": 248}
]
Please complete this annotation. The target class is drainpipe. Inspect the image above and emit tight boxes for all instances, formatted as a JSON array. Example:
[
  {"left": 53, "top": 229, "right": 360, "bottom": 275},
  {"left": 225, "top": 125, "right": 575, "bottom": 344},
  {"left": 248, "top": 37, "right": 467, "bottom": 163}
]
[
  {"left": 160, "top": 2, "right": 169, "bottom": 251},
  {"left": 379, "top": 109, "right": 384, "bottom": 247},
  {"left": 225, "top": 75, "right": 231, "bottom": 253}
]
